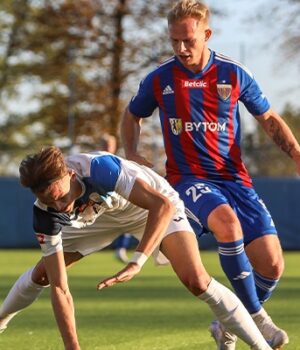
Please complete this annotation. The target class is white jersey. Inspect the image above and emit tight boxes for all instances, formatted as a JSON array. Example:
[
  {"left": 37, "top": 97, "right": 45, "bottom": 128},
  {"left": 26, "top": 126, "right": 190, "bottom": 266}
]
[{"left": 33, "top": 152, "right": 192, "bottom": 259}]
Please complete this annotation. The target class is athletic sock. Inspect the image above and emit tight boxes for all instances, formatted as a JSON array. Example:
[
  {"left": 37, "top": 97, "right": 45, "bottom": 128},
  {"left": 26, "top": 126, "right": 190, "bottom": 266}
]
[
  {"left": 199, "top": 278, "right": 271, "bottom": 349},
  {"left": 253, "top": 270, "right": 279, "bottom": 303},
  {"left": 218, "top": 239, "right": 261, "bottom": 314},
  {"left": 0, "top": 267, "right": 48, "bottom": 330}
]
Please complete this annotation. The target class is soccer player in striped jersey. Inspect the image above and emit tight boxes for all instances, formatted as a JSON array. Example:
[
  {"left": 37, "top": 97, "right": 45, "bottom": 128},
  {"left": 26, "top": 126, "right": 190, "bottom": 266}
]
[
  {"left": 121, "top": 1, "right": 300, "bottom": 349},
  {"left": 0, "top": 147, "right": 273, "bottom": 350}
]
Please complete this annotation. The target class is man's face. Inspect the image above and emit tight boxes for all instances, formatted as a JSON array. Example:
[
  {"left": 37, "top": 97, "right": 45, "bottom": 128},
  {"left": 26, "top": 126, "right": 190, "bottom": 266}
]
[
  {"left": 36, "top": 171, "right": 77, "bottom": 213},
  {"left": 169, "top": 17, "right": 211, "bottom": 72}
]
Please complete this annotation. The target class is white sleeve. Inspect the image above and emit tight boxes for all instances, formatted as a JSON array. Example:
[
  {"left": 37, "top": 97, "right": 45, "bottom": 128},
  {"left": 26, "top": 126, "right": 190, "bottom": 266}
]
[
  {"left": 35, "top": 232, "right": 63, "bottom": 257},
  {"left": 114, "top": 163, "right": 139, "bottom": 199}
]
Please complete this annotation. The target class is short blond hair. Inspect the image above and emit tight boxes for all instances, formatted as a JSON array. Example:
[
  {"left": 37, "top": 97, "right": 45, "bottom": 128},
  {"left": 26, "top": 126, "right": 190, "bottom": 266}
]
[
  {"left": 167, "top": 0, "right": 210, "bottom": 25},
  {"left": 19, "top": 146, "right": 68, "bottom": 193}
]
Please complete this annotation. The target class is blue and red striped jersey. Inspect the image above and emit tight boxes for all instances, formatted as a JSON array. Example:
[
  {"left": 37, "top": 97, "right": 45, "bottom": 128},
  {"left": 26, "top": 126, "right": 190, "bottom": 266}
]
[{"left": 129, "top": 50, "right": 270, "bottom": 187}]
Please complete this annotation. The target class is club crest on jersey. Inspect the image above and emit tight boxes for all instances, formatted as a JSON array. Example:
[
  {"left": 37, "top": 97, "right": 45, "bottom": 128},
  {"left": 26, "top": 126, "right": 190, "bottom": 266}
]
[
  {"left": 217, "top": 83, "right": 232, "bottom": 101},
  {"left": 169, "top": 118, "right": 183, "bottom": 135}
]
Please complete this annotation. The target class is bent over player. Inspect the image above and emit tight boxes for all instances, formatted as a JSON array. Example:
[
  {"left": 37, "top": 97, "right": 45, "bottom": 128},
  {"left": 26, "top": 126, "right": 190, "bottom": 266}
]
[{"left": 0, "top": 146, "right": 272, "bottom": 350}]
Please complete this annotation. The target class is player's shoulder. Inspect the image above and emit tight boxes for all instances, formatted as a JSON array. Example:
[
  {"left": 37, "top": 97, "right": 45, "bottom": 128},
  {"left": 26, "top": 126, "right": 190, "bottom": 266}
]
[
  {"left": 143, "top": 56, "right": 176, "bottom": 81},
  {"left": 66, "top": 152, "right": 118, "bottom": 177},
  {"left": 213, "top": 51, "right": 253, "bottom": 78},
  {"left": 156, "top": 56, "right": 176, "bottom": 73}
]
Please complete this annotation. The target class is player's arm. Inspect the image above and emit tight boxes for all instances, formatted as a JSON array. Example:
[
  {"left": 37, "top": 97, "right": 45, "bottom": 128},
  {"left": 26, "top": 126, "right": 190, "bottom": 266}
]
[
  {"left": 121, "top": 106, "right": 153, "bottom": 167},
  {"left": 97, "top": 178, "right": 174, "bottom": 289},
  {"left": 255, "top": 108, "right": 300, "bottom": 174},
  {"left": 128, "top": 177, "right": 175, "bottom": 257},
  {"left": 43, "top": 250, "right": 80, "bottom": 350}
]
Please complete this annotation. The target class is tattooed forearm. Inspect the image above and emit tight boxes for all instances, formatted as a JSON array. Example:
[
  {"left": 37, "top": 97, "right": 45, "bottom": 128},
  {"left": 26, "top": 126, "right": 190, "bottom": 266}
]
[{"left": 268, "top": 119, "right": 294, "bottom": 158}]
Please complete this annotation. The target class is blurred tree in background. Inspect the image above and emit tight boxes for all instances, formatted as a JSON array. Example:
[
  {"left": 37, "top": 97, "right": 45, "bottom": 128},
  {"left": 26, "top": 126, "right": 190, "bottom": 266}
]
[
  {"left": 0, "top": 0, "right": 172, "bottom": 174},
  {"left": 242, "top": 0, "right": 300, "bottom": 177},
  {"left": 254, "top": 0, "right": 300, "bottom": 60}
]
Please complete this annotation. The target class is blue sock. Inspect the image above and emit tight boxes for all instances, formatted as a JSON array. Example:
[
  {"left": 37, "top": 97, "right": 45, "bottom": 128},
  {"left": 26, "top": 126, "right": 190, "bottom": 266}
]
[
  {"left": 218, "top": 239, "right": 261, "bottom": 314},
  {"left": 253, "top": 270, "right": 279, "bottom": 303}
]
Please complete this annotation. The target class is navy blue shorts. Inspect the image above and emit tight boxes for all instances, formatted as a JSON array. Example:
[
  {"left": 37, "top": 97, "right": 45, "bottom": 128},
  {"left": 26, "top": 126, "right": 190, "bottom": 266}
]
[{"left": 173, "top": 178, "right": 277, "bottom": 245}]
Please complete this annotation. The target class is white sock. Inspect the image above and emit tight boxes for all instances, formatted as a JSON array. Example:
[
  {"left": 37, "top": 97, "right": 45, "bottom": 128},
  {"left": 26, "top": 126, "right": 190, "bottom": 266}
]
[
  {"left": 198, "top": 278, "right": 271, "bottom": 350},
  {"left": 251, "top": 306, "right": 269, "bottom": 319},
  {"left": 0, "top": 267, "right": 48, "bottom": 330}
]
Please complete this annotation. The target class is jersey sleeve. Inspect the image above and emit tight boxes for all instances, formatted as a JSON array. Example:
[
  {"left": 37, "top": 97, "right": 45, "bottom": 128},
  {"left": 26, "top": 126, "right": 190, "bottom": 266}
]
[
  {"left": 238, "top": 68, "right": 270, "bottom": 116},
  {"left": 33, "top": 205, "right": 69, "bottom": 256},
  {"left": 90, "top": 155, "right": 121, "bottom": 192},
  {"left": 90, "top": 155, "right": 138, "bottom": 199},
  {"left": 128, "top": 72, "right": 158, "bottom": 118}
]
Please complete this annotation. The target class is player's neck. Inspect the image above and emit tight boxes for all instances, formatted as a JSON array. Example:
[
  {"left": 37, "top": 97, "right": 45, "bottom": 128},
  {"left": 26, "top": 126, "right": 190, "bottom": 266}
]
[{"left": 189, "top": 47, "right": 211, "bottom": 74}]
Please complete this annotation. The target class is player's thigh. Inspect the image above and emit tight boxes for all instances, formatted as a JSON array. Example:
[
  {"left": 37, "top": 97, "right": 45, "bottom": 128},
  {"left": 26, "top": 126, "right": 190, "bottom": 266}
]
[
  {"left": 245, "top": 235, "right": 284, "bottom": 278},
  {"left": 64, "top": 251, "right": 83, "bottom": 268},
  {"left": 160, "top": 231, "right": 210, "bottom": 288},
  {"left": 231, "top": 183, "right": 277, "bottom": 244},
  {"left": 174, "top": 179, "right": 228, "bottom": 234}
]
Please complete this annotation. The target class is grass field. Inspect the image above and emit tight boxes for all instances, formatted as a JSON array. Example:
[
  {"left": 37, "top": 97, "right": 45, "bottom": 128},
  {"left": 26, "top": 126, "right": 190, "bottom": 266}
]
[{"left": 0, "top": 250, "right": 299, "bottom": 350}]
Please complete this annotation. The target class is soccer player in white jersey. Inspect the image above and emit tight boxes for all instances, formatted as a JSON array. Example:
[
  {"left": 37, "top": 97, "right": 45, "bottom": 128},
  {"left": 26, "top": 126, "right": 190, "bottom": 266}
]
[{"left": 0, "top": 146, "right": 272, "bottom": 350}]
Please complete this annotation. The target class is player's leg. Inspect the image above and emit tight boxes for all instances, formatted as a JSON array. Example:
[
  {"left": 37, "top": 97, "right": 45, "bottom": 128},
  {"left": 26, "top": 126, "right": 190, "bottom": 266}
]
[
  {"left": 245, "top": 235, "right": 288, "bottom": 348},
  {"left": 207, "top": 204, "right": 262, "bottom": 315},
  {"left": 160, "top": 231, "right": 271, "bottom": 350},
  {"left": 174, "top": 180, "right": 270, "bottom": 349},
  {"left": 176, "top": 180, "right": 262, "bottom": 315},
  {"left": 232, "top": 185, "right": 284, "bottom": 305},
  {"left": 234, "top": 186, "right": 288, "bottom": 349},
  {"left": 0, "top": 252, "right": 82, "bottom": 332},
  {"left": 245, "top": 234, "right": 284, "bottom": 304}
]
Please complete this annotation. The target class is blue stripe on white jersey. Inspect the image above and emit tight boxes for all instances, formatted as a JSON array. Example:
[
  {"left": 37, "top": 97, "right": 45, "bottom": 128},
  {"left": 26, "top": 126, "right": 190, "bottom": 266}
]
[{"left": 90, "top": 155, "right": 121, "bottom": 193}]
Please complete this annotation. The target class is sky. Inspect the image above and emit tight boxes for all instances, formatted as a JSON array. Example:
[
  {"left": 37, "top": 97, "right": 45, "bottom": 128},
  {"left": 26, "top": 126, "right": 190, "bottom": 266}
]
[{"left": 205, "top": 0, "right": 300, "bottom": 115}]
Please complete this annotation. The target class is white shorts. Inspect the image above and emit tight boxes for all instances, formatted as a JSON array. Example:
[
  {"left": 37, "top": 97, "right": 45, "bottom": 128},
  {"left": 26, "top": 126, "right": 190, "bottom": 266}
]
[{"left": 62, "top": 201, "right": 193, "bottom": 265}]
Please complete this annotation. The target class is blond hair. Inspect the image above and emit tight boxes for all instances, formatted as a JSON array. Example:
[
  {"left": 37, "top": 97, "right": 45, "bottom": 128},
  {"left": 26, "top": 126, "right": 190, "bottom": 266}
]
[
  {"left": 167, "top": 0, "right": 210, "bottom": 25},
  {"left": 19, "top": 146, "right": 68, "bottom": 193}
]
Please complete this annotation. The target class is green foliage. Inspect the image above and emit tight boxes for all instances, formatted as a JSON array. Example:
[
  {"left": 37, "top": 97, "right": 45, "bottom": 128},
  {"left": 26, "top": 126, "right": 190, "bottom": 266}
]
[
  {"left": 243, "top": 104, "right": 300, "bottom": 176},
  {"left": 0, "top": 250, "right": 299, "bottom": 349},
  {"left": 0, "top": 0, "right": 172, "bottom": 174}
]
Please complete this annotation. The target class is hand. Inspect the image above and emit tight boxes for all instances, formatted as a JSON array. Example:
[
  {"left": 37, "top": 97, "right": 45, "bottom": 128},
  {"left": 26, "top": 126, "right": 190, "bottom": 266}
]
[
  {"left": 97, "top": 262, "right": 141, "bottom": 290},
  {"left": 127, "top": 153, "right": 153, "bottom": 168}
]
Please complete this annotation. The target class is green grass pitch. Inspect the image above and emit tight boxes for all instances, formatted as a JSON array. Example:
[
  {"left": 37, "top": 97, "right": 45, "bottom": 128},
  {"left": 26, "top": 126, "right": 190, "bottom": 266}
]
[{"left": 0, "top": 250, "right": 299, "bottom": 349}]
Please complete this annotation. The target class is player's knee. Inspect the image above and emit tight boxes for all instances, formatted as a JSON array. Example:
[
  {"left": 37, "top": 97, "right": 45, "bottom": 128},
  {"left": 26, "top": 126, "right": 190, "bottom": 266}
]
[
  {"left": 31, "top": 270, "right": 49, "bottom": 286},
  {"left": 258, "top": 256, "right": 284, "bottom": 279},
  {"left": 214, "top": 221, "right": 242, "bottom": 242},
  {"left": 269, "top": 257, "right": 285, "bottom": 278},
  {"left": 181, "top": 275, "right": 210, "bottom": 296}
]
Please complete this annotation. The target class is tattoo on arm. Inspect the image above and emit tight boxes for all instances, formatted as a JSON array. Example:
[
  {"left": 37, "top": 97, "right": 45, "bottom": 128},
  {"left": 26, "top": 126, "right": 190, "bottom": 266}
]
[{"left": 268, "top": 119, "right": 294, "bottom": 158}]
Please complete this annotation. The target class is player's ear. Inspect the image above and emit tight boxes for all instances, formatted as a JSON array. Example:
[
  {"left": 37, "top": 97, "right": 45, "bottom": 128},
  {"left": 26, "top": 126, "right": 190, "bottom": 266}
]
[{"left": 204, "top": 28, "right": 212, "bottom": 41}]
